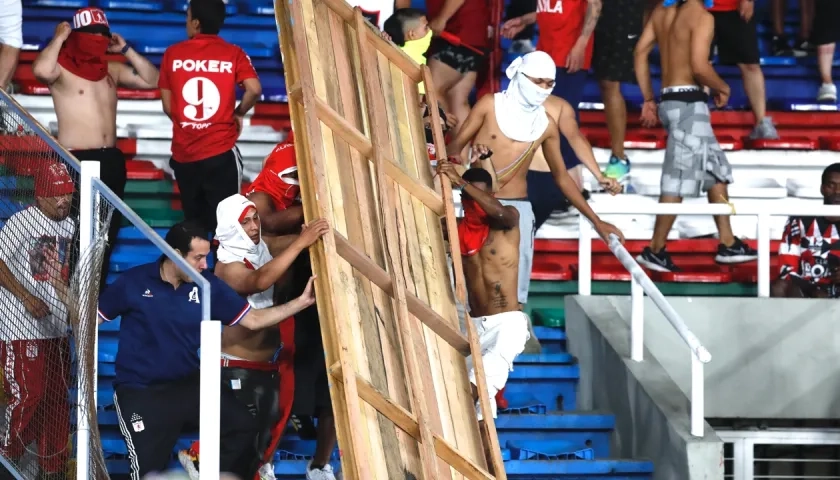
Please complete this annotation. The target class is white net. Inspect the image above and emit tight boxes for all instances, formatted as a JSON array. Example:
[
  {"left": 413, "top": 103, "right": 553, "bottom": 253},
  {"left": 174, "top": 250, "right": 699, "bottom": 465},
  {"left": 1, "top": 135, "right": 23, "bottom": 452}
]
[{"left": 0, "top": 91, "right": 113, "bottom": 479}]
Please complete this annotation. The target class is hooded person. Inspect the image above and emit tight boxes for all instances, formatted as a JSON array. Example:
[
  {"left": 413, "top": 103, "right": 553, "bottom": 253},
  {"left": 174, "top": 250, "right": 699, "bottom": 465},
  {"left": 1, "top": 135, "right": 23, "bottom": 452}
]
[{"left": 246, "top": 135, "right": 305, "bottom": 235}]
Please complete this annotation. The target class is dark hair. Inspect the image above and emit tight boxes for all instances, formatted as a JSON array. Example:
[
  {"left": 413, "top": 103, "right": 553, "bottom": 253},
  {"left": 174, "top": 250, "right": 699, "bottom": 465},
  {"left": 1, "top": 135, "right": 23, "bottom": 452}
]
[
  {"left": 462, "top": 167, "right": 492, "bottom": 186},
  {"left": 76, "top": 24, "right": 111, "bottom": 37},
  {"left": 823, "top": 163, "right": 840, "bottom": 185},
  {"left": 165, "top": 220, "right": 208, "bottom": 256},
  {"left": 383, "top": 8, "right": 425, "bottom": 47},
  {"left": 190, "top": 0, "right": 227, "bottom": 35}
]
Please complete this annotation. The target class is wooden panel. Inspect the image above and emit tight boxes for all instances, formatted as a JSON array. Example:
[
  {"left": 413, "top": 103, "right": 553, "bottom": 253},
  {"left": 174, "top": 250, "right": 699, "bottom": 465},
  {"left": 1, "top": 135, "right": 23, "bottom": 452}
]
[{"left": 275, "top": 0, "right": 506, "bottom": 477}]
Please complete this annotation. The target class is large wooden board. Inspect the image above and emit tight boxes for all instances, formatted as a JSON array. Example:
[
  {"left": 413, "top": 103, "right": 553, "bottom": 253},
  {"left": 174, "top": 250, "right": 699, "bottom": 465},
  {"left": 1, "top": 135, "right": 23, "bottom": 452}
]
[{"left": 274, "top": 0, "right": 507, "bottom": 478}]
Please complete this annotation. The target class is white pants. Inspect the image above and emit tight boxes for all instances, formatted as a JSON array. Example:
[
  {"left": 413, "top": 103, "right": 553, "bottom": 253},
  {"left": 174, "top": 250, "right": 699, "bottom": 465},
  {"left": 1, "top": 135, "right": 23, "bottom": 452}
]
[
  {"left": 466, "top": 311, "right": 530, "bottom": 420},
  {"left": 0, "top": 0, "right": 22, "bottom": 49}
]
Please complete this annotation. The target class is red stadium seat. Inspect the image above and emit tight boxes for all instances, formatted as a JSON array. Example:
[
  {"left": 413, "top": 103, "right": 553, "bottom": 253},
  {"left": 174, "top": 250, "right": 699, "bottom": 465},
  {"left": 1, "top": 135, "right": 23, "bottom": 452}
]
[
  {"left": 591, "top": 265, "right": 631, "bottom": 282},
  {"left": 746, "top": 137, "right": 819, "bottom": 150},
  {"left": 531, "top": 257, "right": 573, "bottom": 281},
  {"left": 717, "top": 136, "right": 744, "bottom": 151},
  {"left": 820, "top": 137, "right": 840, "bottom": 151},
  {"left": 652, "top": 268, "right": 732, "bottom": 283},
  {"left": 126, "top": 160, "right": 165, "bottom": 180},
  {"left": 588, "top": 132, "right": 665, "bottom": 150}
]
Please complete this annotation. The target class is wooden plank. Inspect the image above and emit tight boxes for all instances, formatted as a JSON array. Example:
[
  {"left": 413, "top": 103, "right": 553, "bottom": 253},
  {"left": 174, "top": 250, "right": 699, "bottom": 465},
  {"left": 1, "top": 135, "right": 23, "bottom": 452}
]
[
  {"left": 277, "top": 0, "right": 506, "bottom": 475},
  {"left": 351, "top": 9, "right": 445, "bottom": 479},
  {"left": 333, "top": 232, "right": 470, "bottom": 355},
  {"left": 422, "top": 66, "right": 507, "bottom": 477}
]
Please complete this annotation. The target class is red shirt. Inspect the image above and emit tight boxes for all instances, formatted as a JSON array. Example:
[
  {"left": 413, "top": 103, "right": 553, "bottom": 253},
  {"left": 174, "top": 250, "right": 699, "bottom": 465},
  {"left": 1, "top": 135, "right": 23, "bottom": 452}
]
[
  {"left": 536, "top": 0, "right": 595, "bottom": 70},
  {"left": 427, "top": 0, "right": 490, "bottom": 48},
  {"left": 708, "top": 0, "right": 738, "bottom": 12},
  {"left": 246, "top": 141, "right": 300, "bottom": 210},
  {"left": 159, "top": 34, "right": 258, "bottom": 163}
]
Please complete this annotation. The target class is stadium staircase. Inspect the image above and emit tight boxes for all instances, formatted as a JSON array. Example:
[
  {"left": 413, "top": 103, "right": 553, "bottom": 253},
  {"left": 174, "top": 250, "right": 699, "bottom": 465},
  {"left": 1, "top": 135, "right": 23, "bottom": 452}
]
[{"left": 0, "top": 0, "right": 835, "bottom": 477}]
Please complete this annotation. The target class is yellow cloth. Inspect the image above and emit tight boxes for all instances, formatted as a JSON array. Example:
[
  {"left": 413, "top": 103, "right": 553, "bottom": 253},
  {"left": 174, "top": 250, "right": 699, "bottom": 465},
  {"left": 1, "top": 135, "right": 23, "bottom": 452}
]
[{"left": 402, "top": 30, "right": 433, "bottom": 94}]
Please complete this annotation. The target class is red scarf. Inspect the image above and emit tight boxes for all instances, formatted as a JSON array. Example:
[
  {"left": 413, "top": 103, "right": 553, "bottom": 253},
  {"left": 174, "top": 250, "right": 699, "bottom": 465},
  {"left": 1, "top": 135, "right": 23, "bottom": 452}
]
[
  {"left": 459, "top": 198, "right": 491, "bottom": 257},
  {"left": 57, "top": 32, "right": 110, "bottom": 82}
]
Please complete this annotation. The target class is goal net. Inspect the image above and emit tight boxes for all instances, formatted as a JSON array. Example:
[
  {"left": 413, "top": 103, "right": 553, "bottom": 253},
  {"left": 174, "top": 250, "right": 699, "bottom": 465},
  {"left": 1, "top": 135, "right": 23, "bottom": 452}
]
[{"left": 0, "top": 91, "right": 113, "bottom": 479}]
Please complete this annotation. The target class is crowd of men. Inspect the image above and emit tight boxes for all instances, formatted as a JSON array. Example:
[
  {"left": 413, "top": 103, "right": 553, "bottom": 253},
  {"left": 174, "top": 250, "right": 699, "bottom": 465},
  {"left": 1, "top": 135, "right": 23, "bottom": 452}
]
[{"left": 0, "top": 0, "right": 839, "bottom": 479}]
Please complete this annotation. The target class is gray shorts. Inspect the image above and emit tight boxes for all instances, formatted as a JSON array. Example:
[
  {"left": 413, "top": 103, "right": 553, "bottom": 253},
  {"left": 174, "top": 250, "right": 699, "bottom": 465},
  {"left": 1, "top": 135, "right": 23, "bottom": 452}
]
[
  {"left": 498, "top": 199, "right": 535, "bottom": 304},
  {"left": 659, "top": 97, "right": 733, "bottom": 198}
]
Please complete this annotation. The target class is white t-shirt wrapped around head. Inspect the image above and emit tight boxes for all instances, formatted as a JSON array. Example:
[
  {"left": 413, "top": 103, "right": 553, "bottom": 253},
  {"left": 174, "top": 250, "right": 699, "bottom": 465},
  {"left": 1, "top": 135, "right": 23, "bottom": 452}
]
[{"left": 0, "top": 206, "right": 76, "bottom": 341}]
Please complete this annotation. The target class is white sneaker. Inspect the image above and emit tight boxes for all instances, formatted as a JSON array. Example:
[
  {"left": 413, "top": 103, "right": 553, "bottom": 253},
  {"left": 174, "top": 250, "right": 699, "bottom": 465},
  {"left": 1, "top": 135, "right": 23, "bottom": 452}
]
[
  {"left": 818, "top": 83, "right": 837, "bottom": 102},
  {"left": 257, "top": 462, "right": 276, "bottom": 480},
  {"left": 306, "top": 461, "right": 337, "bottom": 480}
]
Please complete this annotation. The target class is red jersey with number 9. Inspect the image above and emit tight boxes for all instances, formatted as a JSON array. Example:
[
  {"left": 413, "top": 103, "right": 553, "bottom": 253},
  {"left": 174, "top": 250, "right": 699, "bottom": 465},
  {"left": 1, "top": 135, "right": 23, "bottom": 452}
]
[
  {"left": 536, "top": 0, "right": 594, "bottom": 70},
  {"left": 159, "top": 34, "right": 258, "bottom": 163}
]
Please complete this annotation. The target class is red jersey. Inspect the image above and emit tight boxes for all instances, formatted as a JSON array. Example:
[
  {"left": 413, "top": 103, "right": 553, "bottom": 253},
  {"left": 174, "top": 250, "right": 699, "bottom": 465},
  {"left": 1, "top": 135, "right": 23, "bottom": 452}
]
[
  {"left": 159, "top": 34, "right": 258, "bottom": 163},
  {"left": 708, "top": 0, "right": 738, "bottom": 12},
  {"left": 536, "top": 0, "right": 595, "bottom": 70},
  {"left": 778, "top": 216, "right": 840, "bottom": 284},
  {"left": 426, "top": 0, "right": 489, "bottom": 48},
  {"left": 246, "top": 141, "right": 300, "bottom": 210}
]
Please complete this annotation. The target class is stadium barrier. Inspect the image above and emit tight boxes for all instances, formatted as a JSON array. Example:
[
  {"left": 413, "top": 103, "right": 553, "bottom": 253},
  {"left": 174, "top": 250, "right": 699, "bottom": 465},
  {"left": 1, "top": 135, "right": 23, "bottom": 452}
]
[
  {"left": 577, "top": 204, "right": 840, "bottom": 437},
  {"left": 0, "top": 89, "right": 220, "bottom": 480}
]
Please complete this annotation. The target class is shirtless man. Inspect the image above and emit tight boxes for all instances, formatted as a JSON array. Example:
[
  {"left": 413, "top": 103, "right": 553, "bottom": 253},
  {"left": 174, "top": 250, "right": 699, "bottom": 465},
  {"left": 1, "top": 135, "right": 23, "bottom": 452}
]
[
  {"left": 33, "top": 8, "right": 159, "bottom": 285},
  {"left": 633, "top": 0, "right": 757, "bottom": 272},
  {"left": 437, "top": 164, "right": 529, "bottom": 426},
  {"left": 179, "top": 194, "right": 329, "bottom": 479},
  {"left": 446, "top": 50, "right": 624, "bottom": 351},
  {"left": 528, "top": 95, "right": 621, "bottom": 231}
]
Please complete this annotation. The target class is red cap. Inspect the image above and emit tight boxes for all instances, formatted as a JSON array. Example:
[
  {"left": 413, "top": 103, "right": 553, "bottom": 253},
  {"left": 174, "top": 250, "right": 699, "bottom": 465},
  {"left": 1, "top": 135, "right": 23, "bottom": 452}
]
[
  {"left": 72, "top": 7, "right": 110, "bottom": 30},
  {"left": 36, "top": 162, "right": 75, "bottom": 198}
]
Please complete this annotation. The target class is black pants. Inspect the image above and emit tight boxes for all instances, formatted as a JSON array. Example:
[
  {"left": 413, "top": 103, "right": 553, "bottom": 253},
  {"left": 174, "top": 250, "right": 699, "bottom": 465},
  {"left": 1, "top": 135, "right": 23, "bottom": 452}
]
[
  {"left": 113, "top": 375, "right": 260, "bottom": 480},
  {"left": 71, "top": 147, "right": 127, "bottom": 291},
  {"left": 221, "top": 366, "right": 281, "bottom": 461},
  {"left": 527, "top": 170, "right": 566, "bottom": 231},
  {"left": 505, "top": 0, "right": 536, "bottom": 40},
  {"left": 170, "top": 147, "right": 242, "bottom": 236}
]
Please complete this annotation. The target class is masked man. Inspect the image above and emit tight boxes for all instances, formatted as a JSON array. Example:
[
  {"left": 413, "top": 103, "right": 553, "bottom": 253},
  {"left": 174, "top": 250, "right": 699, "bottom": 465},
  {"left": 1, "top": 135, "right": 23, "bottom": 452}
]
[
  {"left": 446, "top": 50, "right": 624, "bottom": 353},
  {"left": 32, "top": 8, "right": 159, "bottom": 288},
  {"left": 180, "top": 194, "right": 329, "bottom": 480},
  {"left": 246, "top": 134, "right": 305, "bottom": 236}
]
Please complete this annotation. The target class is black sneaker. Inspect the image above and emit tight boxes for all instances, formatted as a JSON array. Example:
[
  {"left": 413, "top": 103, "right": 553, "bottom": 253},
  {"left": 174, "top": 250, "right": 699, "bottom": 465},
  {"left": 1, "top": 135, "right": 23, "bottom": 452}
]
[
  {"left": 715, "top": 238, "right": 758, "bottom": 264},
  {"left": 636, "top": 247, "right": 681, "bottom": 273},
  {"left": 772, "top": 35, "right": 793, "bottom": 56}
]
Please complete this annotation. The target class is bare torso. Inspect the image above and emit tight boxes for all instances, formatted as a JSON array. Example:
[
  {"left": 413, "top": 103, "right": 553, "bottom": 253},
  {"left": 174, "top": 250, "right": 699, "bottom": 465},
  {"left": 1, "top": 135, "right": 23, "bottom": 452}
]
[
  {"left": 655, "top": 1, "right": 707, "bottom": 88},
  {"left": 528, "top": 97, "right": 565, "bottom": 173},
  {"left": 475, "top": 103, "right": 552, "bottom": 198},
  {"left": 463, "top": 226, "right": 520, "bottom": 317},
  {"left": 50, "top": 67, "right": 118, "bottom": 150},
  {"left": 215, "top": 260, "right": 284, "bottom": 363}
]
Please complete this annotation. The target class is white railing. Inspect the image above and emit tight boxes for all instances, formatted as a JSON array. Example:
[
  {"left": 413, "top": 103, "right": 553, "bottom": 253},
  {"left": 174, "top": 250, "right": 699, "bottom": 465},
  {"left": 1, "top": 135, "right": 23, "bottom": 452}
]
[
  {"left": 606, "top": 233, "right": 712, "bottom": 436},
  {"left": 576, "top": 203, "right": 840, "bottom": 437}
]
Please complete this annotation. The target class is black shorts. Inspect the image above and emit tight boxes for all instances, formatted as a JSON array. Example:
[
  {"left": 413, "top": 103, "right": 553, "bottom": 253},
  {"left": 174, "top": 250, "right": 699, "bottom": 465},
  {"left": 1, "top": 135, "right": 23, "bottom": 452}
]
[
  {"left": 812, "top": 0, "right": 840, "bottom": 46},
  {"left": 170, "top": 147, "right": 243, "bottom": 235},
  {"left": 711, "top": 10, "right": 760, "bottom": 65},
  {"left": 593, "top": 0, "right": 645, "bottom": 83},
  {"left": 221, "top": 366, "right": 280, "bottom": 456},
  {"left": 427, "top": 36, "right": 484, "bottom": 74}
]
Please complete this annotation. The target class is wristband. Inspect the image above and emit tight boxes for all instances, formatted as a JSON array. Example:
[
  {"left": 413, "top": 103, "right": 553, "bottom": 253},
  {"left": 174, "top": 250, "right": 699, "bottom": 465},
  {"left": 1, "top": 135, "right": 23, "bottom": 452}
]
[{"left": 121, "top": 44, "right": 131, "bottom": 55}]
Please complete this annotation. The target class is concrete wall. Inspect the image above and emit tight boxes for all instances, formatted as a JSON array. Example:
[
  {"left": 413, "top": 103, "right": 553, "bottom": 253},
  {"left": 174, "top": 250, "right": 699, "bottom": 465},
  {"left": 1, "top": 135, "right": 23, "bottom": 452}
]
[
  {"left": 604, "top": 296, "right": 840, "bottom": 419},
  {"left": 566, "top": 297, "right": 724, "bottom": 480}
]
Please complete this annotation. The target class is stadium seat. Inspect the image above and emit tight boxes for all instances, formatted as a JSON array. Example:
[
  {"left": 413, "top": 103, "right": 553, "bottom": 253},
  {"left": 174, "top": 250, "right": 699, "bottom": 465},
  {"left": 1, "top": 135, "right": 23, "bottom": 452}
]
[
  {"left": 95, "top": 0, "right": 164, "bottom": 11},
  {"left": 237, "top": 0, "right": 274, "bottom": 15},
  {"left": 717, "top": 136, "right": 743, "bottom": 151},
  {"left": 168, "top": 0, "right": 238, "bottom": 14},
  {"left": 588, "top": 133, "right": 665, "bottom": 150},
  {"left": 531, "top": 257, "right": 573, "bottom": 281},
  {"left": 746, "top": 137, "right": 819, "bottom": 150},
  {"left": 23, "top": 0, "right": 89, "bottom": 6},
  {"left": 652, "top": 267, "right": 732, "bottom": 283},
  {"left": 126, "top": 160, "right": 166, "bottom": 180},
  {"left": 820, "top": 137, "right": 840, "bottom": 151}
]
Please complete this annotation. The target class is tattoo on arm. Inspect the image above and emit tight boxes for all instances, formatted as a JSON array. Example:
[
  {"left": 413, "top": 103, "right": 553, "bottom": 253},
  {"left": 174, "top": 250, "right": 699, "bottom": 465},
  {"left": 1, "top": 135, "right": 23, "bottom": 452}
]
[
  {"left": 581, "top": 0, "right": 602, "bottom": 39},
  {"left": 491, "top": 282, "right": 509, "bottom": 309}
]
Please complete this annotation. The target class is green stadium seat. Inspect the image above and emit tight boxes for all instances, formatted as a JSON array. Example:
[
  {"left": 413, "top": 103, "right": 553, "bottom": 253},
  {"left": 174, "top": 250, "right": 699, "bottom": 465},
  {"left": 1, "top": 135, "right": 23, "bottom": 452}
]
[
  {"left": 532, "top": 308, "right": 565, "bottom": 328},
  {"left": 121, "top": 207, "right": 183, "bottom": 228}
]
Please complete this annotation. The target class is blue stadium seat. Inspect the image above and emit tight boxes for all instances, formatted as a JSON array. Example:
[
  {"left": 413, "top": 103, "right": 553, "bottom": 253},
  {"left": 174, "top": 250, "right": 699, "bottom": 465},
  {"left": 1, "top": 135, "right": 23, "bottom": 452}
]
[
  {"left": 23, "top": 0, "right": 89, "bottom": 8},
  {"left": 21, "top": 36, "right": 46, "bottom": 51},
  {"left": 100, "top": 336, "right": 119, "bottom": 363},
  {"left": 168, "top": 0, "right": 238, "bottom": 15},
  {"left": 237, "top": 0, "right": 274, "bottom": 16},
  {"left": 95, "top": 0, "right": 164, "bottom": 12}
]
